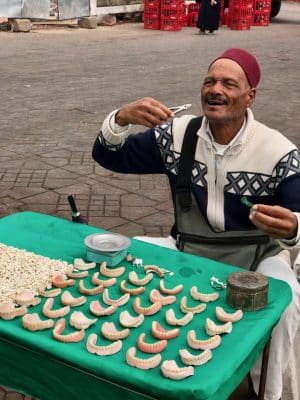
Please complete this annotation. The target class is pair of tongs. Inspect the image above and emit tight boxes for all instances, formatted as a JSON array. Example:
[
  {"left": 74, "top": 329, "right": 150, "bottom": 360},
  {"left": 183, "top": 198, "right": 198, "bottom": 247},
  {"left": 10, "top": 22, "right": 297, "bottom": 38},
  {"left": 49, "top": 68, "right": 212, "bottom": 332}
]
[{"left": 169, "top": 103, "right": 192, "bottom": 115}]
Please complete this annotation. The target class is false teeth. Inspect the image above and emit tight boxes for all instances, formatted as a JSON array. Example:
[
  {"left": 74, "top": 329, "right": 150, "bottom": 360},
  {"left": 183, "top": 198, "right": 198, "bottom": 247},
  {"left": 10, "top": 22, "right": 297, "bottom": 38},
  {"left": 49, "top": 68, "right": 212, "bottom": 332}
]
[
  {"left": 166, "top": 308, "right": 193, "bottom": 326},
  {"left": 128, "top": 271, "right": 153, "bottom": 286},
  {"left": 149, "top": 289, "right": 176, "bottom": 306},
  {"left": 133, "top": 297, "right": 162, "bottom": 316},
  {"left": 120, "top": 280, "right": 146, "bottom": 296},
  {"left": 102, "top": 288, "right": 130, "bottom": 307},
  {"left": 86, "top": 333, "right": 122, "bottom": 356},
  {"left": 101, "top": 321, "right": 130, "bottom": 341},
  {"left": 42, "top": 298, "right": 70, "bottom": 319},
  {"left": 215, "top": 306, "right": 243, "bottom": 323},
  {"left": 119, "top": 310, "right": 144, "bottom": 328},
  {"left": 73, "top": 258, "right": 96, "bottom": 271},
  {"left": 159, "top": 280, "right": 183, "bottom": 295},
  {"left": 22, "top": 313, "right": 54, "bottom": 331},
  {"left": 190, "top": 286, "right": 219, "bottom": 302},
  {"left": 70, "top": 311, "right": 97, "bottom": 330},
  {"left": 151, "top": 321, "right": 180, "bottom": 340},
  {"left": 61, "top": 291, "right": 86, "bottom": 307},
  {"left": 179, "top": 348, "right": 212, "bottom": 366},
  {"left": 52, "top": 274, "right": 75, "bottom": 288},
  {"left": 206, "top": 318, "right": 232, "bottom": 336},
  {"left": 100, "top": 261, "right": 125, "bottom": 278},
  {"left": 187, "top": 330, "right": 221, "bottom": 350},
  {"left": 14, "top": 291, "right": 41, "bottom": 307},
  {"left": 137, "top": 333, "right": 167, "bottom": 354},
  {"left": 90, "top": 300, "right": 117, "bottom": 317},
  {"left": 161, "top": 360, "right": 194, "bottom": 380},
  {"left": 126, "top": 347, "right": 161, "bottom": 370},
  {"left": 78, "top": 280, "right": 104, "bottom": 296},
  {"left": 53, "top": 318, "right": 85, "bottom": 343},
  {"left": 180, "top": 296, "right": 206, "bottom": 314},
  {"left": 91, "top": 272, "right": 116, "bottom": 287}
]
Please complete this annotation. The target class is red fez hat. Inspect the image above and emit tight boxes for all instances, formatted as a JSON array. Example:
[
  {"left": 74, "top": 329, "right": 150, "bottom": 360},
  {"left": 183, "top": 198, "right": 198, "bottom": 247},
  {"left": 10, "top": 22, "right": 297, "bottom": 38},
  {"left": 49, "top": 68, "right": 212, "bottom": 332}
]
[{"left": 211, "top": 48, "right": 261, "bottom": 88}]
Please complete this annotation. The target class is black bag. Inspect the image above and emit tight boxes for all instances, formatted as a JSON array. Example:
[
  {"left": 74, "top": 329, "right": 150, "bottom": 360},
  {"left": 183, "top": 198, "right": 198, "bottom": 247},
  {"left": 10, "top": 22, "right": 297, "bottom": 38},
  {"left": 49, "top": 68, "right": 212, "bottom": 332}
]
[{"left": 175, "top": 117, "right": 280, "bottom": 270}]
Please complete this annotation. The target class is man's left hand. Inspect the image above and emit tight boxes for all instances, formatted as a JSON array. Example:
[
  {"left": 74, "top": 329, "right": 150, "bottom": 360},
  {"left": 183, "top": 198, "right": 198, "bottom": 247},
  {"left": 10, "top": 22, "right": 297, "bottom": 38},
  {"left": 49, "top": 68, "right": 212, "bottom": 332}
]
[{"left": 249, "top": 204, "right": 298, "bottom": 240}]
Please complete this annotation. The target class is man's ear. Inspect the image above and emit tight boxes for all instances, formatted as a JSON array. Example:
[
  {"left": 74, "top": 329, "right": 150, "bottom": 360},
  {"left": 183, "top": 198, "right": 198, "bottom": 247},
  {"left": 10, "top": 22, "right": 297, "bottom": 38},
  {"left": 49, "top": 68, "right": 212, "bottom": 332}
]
[{"left": 247, "top": 88, "right": 256, "bottom": 107}]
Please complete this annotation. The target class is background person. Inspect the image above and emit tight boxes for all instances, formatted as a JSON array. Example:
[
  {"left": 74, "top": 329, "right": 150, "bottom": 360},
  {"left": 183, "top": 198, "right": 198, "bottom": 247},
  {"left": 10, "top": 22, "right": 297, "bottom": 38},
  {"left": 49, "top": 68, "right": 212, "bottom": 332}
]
[
  {"left": 92, "top": 48, "right": 300, "bottom": 400},
  {"left": 195, "top": 0, "right": 221, "bottom": 35}
]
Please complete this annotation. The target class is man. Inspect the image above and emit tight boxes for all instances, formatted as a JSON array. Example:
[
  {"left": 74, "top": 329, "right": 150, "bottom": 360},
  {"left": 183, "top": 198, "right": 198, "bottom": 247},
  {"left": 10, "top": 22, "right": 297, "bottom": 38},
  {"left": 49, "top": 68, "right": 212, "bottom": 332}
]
[{"left": 93, "top": 48, "right": 300, "bottom": 400}]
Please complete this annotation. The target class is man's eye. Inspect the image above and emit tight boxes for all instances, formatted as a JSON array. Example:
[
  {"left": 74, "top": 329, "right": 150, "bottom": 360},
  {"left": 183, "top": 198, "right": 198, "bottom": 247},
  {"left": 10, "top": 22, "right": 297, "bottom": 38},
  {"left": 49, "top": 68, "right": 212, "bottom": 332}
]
[
  {"left": 204, "top": 80, "right": 214, "bottom": 86},
  {"left": 225, "top": 81, "right": 237, "bottom": 88}
]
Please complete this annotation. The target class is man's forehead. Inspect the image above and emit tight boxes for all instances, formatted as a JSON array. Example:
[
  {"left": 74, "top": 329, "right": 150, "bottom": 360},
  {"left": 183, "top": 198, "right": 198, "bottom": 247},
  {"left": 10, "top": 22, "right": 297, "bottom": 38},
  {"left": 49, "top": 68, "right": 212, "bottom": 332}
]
[{"left": 206, "top": 59, "right": 248, "bottom": 81}]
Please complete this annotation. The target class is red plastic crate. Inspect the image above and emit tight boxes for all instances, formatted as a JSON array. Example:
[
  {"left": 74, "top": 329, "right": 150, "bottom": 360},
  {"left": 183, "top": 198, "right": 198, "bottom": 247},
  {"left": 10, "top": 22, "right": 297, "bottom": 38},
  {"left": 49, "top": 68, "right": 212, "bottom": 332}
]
[
  {"left": 188, "top": 2, "right": 200, "bottom": 13},
  {"left": 228, "top": 3, "right": 253, "bottom": 22},
  {"left": 187, "top": 11, "right": 198, "bottom": 26},
  {"left": 252, "top": 10, "right": 270, "bottom": 25},
  {"left": 161, "top": 5, "right": 182, "bottom": 17},
  {"left": 160, "top": 17, "right": 182, "bottom": 30},
  {"left": 253, "top": 0, "right": 271, "bottom": 11},
  {"left": 180, "top": 3, "right": 188, "bottom": 27},
  {"left": 229, "top": 18, "right": 252, "bottom": 29},
  {"left": 144, "top": 15, "right": 160, "bottom": 29},
  {"left": 161, "top": 0, "right": 183, "bottom": 7},
  {"left": 144, "top": 0, "right": 160, "bottom": 7}
]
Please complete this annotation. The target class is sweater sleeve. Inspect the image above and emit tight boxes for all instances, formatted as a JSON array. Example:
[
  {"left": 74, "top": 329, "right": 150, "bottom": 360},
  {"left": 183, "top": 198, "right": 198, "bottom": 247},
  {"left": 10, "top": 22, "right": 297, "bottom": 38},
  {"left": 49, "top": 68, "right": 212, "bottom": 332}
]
[{"left": 92, "top": 128, "right": 166, "bottom": 174}]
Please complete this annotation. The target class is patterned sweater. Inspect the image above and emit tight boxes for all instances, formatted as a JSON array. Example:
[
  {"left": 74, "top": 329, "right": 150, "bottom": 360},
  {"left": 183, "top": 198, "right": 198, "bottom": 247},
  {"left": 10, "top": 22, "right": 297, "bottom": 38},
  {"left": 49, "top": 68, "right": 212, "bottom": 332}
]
[{"left": 92, "top": 109, "right": 300, "bottom": 247}]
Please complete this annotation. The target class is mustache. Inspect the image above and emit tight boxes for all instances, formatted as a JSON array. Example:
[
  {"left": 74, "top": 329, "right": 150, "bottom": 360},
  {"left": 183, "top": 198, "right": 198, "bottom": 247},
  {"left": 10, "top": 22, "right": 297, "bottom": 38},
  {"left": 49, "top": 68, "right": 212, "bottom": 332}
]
[{"left": 205, "top": 94, "right": 227, "bottom": 103}]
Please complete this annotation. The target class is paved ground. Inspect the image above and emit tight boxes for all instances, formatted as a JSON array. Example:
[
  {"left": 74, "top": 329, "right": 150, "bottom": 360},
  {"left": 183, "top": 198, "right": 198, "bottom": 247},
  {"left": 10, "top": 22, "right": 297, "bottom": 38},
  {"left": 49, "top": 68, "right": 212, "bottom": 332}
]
[{"left": 0, "top": 2, "right": 299, "bottom": 399}]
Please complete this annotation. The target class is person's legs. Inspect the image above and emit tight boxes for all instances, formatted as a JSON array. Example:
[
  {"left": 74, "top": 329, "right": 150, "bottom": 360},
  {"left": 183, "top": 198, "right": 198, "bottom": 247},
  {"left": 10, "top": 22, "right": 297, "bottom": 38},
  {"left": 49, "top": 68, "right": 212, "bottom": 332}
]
[{"left": 250, "top": 255, "right": 300, "bottom": 400}]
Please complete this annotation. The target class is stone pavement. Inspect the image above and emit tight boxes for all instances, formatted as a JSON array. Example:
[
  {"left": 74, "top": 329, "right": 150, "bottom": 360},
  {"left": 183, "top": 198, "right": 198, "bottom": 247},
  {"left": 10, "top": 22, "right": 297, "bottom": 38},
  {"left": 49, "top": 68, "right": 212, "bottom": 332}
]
[{"left": 0, "top": 2, "right": 299, "bottom": 399}]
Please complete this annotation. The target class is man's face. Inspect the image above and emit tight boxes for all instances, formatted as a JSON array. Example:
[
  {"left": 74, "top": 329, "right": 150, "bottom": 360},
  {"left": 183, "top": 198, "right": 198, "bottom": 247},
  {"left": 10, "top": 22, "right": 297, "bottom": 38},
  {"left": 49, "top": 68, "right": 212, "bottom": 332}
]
[{"left": 201, "top": 58, "right": 256, "bottom": 123}]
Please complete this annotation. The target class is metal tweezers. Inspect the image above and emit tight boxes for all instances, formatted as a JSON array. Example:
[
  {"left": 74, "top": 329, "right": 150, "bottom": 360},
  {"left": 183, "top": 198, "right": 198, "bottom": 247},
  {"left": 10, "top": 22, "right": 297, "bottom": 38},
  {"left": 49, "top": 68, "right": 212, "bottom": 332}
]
[{"left": 169, "top": 103, "right": 192, "bottom": 115}]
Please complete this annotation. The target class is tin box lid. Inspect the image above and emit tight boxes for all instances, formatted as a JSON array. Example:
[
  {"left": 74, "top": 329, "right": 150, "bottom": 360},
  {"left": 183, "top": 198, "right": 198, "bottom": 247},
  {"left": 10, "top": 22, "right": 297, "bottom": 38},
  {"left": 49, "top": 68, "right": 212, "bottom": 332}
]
[
  {"left": 84, "top": 233, "right": 131, "bottom": 253},
  {"left": 227, "top": 271, "right": 268, "bottom": 293}
]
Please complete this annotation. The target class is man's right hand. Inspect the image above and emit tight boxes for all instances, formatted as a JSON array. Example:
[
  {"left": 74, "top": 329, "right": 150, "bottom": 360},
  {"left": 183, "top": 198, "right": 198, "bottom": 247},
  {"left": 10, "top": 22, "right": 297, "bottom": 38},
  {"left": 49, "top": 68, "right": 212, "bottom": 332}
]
[{"left": 115, "top": 97, "right": 174, "bottom": 128}]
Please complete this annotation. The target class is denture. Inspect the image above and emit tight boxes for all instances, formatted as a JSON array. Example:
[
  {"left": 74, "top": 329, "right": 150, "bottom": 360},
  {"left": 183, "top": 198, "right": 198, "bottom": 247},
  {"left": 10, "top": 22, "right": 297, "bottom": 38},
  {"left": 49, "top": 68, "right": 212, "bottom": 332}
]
[
  {"left": 120, "top": 280, "right": 146, "bottom": 296},
  {"left": 52, "top": 274, "right": 75, "bottom": 288},
  {"left": 137, "top": 333, "right": 167, "bottom": 353},
  {"left": 126, "top": 347, "right": 161, "bottom": 370},
  {"left": 91, "top": 272, "right": 116, "bottom": 287},
  {"left": 215, "top": 306, "right": 243, "bottom": 323},
  {"left": 22, "top": 313, "right": 54, "bottom": 331},
  {"left": 70, "top": 311, "right": 97, "bottom": 330},
  {"left": 165, "top": 308, "right": 193, "bottom": 326},
  {"left": 128, "top": 271, "right": 153, "bottom": 286},
  {"left": 133, "top": 297, "right": 162, "bottom": 316},
  {"left": 180, "top": 296, "right": 206, "bottom": 314},
  {"left": 86, "top": 333, "right": 122, "bottom": 356},
  {"left": 100, "top": 261, "right": 125, "bottom": 278},
  {"left": 149, "top": 289, "right": 176, "bottom": 305},
  {"left": 66, "top": 268, "right": 88, "bottom": 279},
  {"left": 144, "top": 265, "right": 165, "bottom": 277},
  {"left": 78, "top": 280, "right": 104, "bottom": 296},
  {"left": 161, "top": 360, "right": 194, "bottom": 380},
  {"left": 119, "top": 310, "right": 144, "bottom": 328},
  {"left": 0, "top": 301, "right": 27, "bottom": 320},
  {"left": 179, "top": 348, "right": 212, "bottom": 366},
  {"left": 73, "top": 258, "right": 96, "bottom": 271},
  {"left": 53, "top": 318, "right": 85, "bottom": 342},
  {"left": 14, "top": 291, "right": 41, "bottom": 307},
  {"left": 89, "top": 300, "right": 117, "bottom": 317},
  {"left": 102, "top": 288, "right": 130, "bottom": 307},
  {"left": 190, "top": 286, "right": 219, "bottom": 302},
  {"left": 159, "top": 280, "right": 183, "bottom": 295},
  {"left": 187, "top": 330, "right": 221, "bottom": 350},
  {"left": 151, "top": 320, "right": 180, "bottom": 340},
  {"left": 42, "top": 298, "right": 70, "bottom": 319},
  {"left": 61, "top": 291, "right": 87, "bottom": 307},
  {"left": 101, "top": 321, "right": 130, "bottom": 340},
  {"left": 205, "top": 318, "right": 232, "bottom": 336}
]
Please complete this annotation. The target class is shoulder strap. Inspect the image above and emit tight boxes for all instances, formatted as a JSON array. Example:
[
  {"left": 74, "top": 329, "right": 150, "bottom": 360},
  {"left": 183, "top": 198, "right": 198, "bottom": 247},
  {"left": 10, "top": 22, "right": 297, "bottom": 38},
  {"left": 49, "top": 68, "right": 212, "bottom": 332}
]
[{"left": 176, "top": 116, "right": 203, "bottom": 211}]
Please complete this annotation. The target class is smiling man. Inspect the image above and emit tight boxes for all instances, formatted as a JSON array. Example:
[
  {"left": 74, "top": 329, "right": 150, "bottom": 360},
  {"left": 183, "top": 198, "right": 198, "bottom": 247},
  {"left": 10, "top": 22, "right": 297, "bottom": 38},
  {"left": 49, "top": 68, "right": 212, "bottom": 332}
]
[{"left": 92, "top": 48, "right": 300, "bottom": 400}]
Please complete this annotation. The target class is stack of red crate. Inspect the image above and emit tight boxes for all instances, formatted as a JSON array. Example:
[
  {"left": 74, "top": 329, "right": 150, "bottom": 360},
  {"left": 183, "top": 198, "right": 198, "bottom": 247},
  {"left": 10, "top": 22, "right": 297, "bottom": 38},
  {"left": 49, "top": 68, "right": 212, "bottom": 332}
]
[
  {"left": 187, "top": 2, "right": 200, "bottom": 27},
  {"left": 252, "top": 0, "right": 271, "bottom": 26},
  {"left": 227, "top": 0, "right": 254, "bottom": 30},
  {"left": 160, "top": 0, "right": 183, "bottom": 31},
  {"left": 144, "top": 0, "right": 160, "bottom": 30},
  {"left": 180, "top": 1, "right": 189, "bottom": 27}
]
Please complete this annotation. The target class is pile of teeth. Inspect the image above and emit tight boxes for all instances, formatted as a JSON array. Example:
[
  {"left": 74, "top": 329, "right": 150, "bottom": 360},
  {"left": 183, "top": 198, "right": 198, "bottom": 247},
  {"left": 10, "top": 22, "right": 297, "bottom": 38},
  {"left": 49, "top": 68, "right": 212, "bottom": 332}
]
[{"left": 0, "top": 256, "right": 244, "bottom": 383}]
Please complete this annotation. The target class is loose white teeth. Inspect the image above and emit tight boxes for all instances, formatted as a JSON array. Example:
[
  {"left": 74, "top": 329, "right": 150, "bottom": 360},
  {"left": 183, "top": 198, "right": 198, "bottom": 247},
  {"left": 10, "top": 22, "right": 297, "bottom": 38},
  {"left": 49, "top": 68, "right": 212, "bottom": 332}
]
[
  {"left": 128, "top": 271, "right": 153, "bottom": 286},
  {"left": 102, "top": 288, "right": 130, "bottom": 307},
  {"left": 159, "top": 280, "right": 183, "bottom": 295},
  {"left": 61, "top": 291, "right": 86, "bottom": 307},
  {"left": 133, "top": 297, "right": 162, "bottom": 316},
  {"left": 73, "top": 258, "right": 96, "bottom": 271},
  {"left": 86, "top": 333, "right": 122, "bottom": 356},
  {"left": 215, "top": 306, "right": 243, "bottom": 323},
  {"left": 166, "top": 308, "right": 193, "bottom": 326},
  {"left": 149, "top": 289, "right": 176, "bottom": 306},
  {"left": 161, "top": 360, "right": 194, "bottom": 380},
  {"left": 126, "top": 347, "right": 161, "bottom": 370},
  {"left": 151, "top": 321, "right": 180, "bottom": 340},
  {"left": 101, "top": 321, "right": 130, "bottom": 340},
  {"left": 120, "top": 280, "right": 146, "bottom": 296},
  {"left": 119, "top": 310, "right": 144, "bottom": 328},
  {"left": 180, "top": 297, "right": 206, "bottom": 314},
  {"left": 70, "top": 311, "right": 97, "bottom": 330},
  {"left": 190, "top": 286, "right": 219, "bottom": 302},
  {"left": 100, "top": 261, "right": 125, "bottom": 278},
  {"left": 187, "top": 330, "right": 221, "bottom": 350},
  {"left": 179, "top": 348, "right": 212, "bottom": 366},
  {"left": 78, "top": 280, "right": 103, "bottom": 296},
  {"left": 42, "top": 298, "right": 70, "bottom": 319},
  {"left": 205, "top": 318, "right": 232, "bottom": 336},
  {"left": 22, "top": 313, "right": 54, "bottom": 331},
  {"left": 90, "top": 300, "right": 117, "bottom": 317}
]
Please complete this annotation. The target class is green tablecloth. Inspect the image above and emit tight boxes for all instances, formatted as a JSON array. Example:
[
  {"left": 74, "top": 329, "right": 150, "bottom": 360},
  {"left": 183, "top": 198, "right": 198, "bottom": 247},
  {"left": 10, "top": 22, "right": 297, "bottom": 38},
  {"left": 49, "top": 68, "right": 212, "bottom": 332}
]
[{"left": 0, "top": 212, "right": 292, "bottom": 400}]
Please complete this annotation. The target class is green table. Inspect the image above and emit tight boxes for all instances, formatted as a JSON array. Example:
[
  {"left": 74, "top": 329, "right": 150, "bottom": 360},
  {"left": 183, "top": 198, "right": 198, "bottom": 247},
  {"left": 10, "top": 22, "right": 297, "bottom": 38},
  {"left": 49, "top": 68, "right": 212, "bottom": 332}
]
[{"left": 0, "top": 212, "right": 292, "bottom": 400}]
